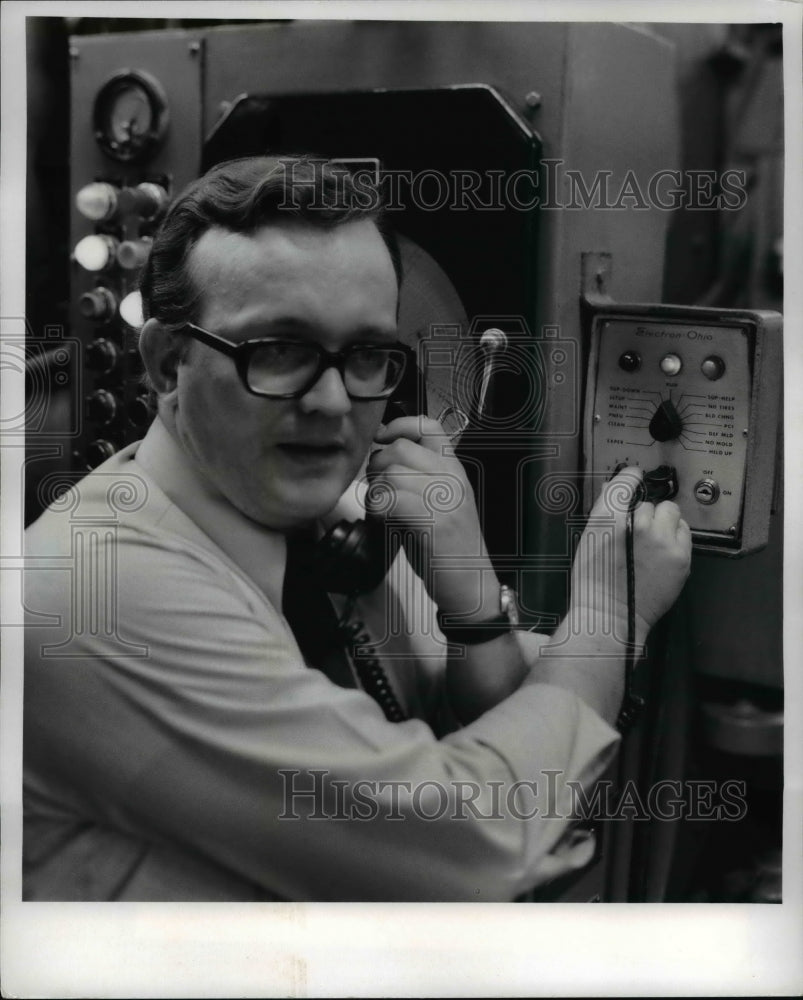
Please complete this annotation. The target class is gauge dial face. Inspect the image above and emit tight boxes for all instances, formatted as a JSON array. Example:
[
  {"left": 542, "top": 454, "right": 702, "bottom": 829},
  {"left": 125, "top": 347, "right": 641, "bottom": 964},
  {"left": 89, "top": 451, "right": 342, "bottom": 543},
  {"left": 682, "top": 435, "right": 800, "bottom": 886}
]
[{"left": 93, "top": 71, "right": 168, "bottom": 162}]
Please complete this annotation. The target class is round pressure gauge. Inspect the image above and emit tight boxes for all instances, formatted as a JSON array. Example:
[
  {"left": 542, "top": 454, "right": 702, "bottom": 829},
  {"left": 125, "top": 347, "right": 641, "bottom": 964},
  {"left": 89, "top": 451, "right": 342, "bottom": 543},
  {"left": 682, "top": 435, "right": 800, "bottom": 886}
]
[{"left": 93, "top": 70, "right": 169, "bottom": 162}]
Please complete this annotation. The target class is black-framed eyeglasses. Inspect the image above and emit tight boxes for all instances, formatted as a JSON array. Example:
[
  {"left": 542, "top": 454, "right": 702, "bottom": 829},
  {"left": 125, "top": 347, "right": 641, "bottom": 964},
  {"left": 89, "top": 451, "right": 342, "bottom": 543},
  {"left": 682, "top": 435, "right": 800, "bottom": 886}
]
[{"left": 180, "top": 322, "right": 409, "bottom": 400}]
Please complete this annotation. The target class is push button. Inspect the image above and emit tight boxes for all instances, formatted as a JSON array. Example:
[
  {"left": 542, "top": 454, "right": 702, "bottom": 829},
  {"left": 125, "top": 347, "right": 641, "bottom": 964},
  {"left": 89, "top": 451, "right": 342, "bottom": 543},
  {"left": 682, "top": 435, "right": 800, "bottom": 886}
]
[
  {"left": 694, "top": 478, "right": 720, "bottom": 505},
  {"left": 701, "top": 356, "right": 726, "bottom": 380},
  {"left": 618, "top": 350, "right": 641, "bottom": 372},
  {"left": 659, "top": 353, "right": 682, "bottom": 376}
]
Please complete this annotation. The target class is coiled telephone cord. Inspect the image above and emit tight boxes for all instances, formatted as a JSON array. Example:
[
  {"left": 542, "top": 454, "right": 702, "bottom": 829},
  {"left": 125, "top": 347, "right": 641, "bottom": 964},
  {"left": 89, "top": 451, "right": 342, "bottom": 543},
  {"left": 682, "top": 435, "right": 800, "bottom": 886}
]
[{"left": 337, "top": 600, "right": 407, "bottom": 723}]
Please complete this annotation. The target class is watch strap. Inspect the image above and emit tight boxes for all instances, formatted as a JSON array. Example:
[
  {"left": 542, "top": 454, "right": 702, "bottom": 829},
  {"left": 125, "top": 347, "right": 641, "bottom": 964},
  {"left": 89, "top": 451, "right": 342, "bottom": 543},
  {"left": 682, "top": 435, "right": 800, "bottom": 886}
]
[
  {"left": 437, "top": 610, "right": 512, "bottom": 645},
  {"left": 437, "top": 584, "right": 518, "bottom": 646}
]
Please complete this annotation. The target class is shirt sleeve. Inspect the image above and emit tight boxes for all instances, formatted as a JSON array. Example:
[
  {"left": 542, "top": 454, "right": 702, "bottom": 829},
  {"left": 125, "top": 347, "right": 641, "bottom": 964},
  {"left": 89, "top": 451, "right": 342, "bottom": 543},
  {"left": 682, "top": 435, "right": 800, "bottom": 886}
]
[{"left": 24, "top": 524, "right": 619, "bottom": 902}]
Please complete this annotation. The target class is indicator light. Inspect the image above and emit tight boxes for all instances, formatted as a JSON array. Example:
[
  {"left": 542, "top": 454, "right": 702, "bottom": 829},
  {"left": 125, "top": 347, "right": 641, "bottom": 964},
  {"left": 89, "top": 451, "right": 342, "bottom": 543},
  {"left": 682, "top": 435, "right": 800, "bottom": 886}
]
[
  {"left": 659, "top": 353, "right": 682, "bottom": 376},
  {"left": 119, "top": 290, "right": 144, "bottom": 329},
  {"left": 117, "top": 237, "right": 152, "bottom": 271},
  {"left": 618, "top": 350, "right": 641, "bottom": 372},
  {"left": 132, "top": 182, "right": 169, "bottom": 220},
  {"left": 701, "top": 356, "right": 726, "bottom": 381},
  {"left": 73, "top": 234, "right": 118, "bottom": 272},
  {"left": 75, "top": 182, "right": 119, "bottom": 221}
]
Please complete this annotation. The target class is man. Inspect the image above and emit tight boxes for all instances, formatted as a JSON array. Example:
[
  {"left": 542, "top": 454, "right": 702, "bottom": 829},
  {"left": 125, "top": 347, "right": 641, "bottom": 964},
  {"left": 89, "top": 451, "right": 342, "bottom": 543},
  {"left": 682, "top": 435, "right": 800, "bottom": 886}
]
[{"left": 24, "top": 156, "right": 691, "bottom": 901}]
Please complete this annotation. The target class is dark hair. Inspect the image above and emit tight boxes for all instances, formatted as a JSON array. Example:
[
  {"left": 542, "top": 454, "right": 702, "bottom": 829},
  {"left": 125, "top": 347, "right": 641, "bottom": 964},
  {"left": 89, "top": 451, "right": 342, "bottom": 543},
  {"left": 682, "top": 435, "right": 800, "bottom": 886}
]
[{"left": 139, "top": 154, "right": 402, "bottom": 327}]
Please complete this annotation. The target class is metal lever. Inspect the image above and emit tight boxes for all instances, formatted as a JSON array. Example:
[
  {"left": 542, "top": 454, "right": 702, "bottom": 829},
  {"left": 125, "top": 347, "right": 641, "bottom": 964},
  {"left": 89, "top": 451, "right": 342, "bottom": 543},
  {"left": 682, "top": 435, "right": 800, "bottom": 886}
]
[{"left": 476, "top": 327, "right": 508, "bottom": 423}]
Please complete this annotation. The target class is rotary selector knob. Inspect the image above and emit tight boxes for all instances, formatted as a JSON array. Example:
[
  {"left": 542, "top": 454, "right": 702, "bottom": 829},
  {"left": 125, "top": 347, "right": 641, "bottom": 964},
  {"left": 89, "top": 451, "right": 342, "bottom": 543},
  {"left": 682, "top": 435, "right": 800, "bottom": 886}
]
[
  {"left": 86, "top": 439, "right": 117, "bottom": 468},
  {"left": 87, "top": 389, "right": 119, "bottom": 425},
  {"left": 79, "top": 286, "right": 117, "bottom": 321},
  {"left": 642, "top": 464, "right": 679, "bottom": 502},
  {"left": 128, "top": 395, "right": 154, "bottom": 429},
  {"left": 648, "top": 398, "right": 684, "bottom": 442},
  {"left": 85, "top": 338, "right": 120, "bottom": 375}
]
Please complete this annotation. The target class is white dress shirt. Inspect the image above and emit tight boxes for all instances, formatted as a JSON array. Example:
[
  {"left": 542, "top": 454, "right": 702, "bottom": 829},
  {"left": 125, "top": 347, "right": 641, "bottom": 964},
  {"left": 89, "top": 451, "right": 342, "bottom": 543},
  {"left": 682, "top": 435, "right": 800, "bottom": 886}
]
[{"left": 24, "top": 417, "right": 619, "bottom": 901}]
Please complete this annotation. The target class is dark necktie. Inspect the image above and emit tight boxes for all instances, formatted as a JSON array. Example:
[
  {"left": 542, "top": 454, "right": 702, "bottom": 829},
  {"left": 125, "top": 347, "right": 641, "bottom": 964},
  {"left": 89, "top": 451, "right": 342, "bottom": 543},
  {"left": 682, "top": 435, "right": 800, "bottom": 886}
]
[{"left": 281, "top": 529, "right": 357, "bottom": 690}]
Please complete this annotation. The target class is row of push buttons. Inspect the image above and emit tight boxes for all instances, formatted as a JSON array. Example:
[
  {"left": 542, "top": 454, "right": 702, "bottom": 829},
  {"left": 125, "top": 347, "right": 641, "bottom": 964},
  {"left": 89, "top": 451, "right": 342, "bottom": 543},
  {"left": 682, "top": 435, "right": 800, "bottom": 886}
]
[{"left": 618, "top": 350, "right": 726, "bottom": 381}]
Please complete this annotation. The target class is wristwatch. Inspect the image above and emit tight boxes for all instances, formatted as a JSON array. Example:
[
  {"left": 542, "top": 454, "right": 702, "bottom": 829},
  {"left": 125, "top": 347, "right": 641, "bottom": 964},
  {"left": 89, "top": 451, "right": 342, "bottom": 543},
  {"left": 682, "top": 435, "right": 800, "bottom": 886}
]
[{"left": 437, "top": 583, "right": 519, "bottom": 645}]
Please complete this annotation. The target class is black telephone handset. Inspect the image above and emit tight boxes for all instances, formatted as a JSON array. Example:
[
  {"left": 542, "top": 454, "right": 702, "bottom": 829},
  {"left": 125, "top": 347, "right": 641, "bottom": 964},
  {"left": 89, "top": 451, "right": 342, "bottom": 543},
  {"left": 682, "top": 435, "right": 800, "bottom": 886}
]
[{"left": 310, "top": 399, "right": 414, "bottom": 596}]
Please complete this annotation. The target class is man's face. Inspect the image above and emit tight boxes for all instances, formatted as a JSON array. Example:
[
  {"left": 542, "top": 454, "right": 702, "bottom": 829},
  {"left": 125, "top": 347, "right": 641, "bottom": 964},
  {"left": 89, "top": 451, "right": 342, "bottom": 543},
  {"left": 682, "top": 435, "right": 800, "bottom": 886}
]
[{"left": 172, "top": 218, "right": 398, "bottom": 529}]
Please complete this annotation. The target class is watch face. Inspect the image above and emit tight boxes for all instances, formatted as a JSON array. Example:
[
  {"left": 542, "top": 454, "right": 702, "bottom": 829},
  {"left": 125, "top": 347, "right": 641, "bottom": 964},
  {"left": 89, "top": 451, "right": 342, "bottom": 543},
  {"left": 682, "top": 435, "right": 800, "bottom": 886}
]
[
  {"left": 93, "top": 71, "right": 169, "bottom": 163},
  {"left": 500, "top": 585, "right": 519, "bottom": 626}
]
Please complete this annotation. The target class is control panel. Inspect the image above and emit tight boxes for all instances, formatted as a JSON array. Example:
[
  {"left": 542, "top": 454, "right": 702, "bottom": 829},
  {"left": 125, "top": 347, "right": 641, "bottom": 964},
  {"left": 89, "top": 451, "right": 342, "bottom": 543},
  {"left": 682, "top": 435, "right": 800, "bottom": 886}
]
[
  {"left": 69, "top": 32, "right": 203, "bottom": 470},
  {"left": 583, "top": 305, "right": 782, "bottom": 555}
]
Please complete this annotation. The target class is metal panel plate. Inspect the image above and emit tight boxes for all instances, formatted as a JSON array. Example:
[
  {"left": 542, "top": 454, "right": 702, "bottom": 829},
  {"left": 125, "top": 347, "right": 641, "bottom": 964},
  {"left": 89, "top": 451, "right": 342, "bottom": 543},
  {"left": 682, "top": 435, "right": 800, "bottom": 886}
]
[{"left": 588, "top": 316, "right": 751, "bottom": 536}]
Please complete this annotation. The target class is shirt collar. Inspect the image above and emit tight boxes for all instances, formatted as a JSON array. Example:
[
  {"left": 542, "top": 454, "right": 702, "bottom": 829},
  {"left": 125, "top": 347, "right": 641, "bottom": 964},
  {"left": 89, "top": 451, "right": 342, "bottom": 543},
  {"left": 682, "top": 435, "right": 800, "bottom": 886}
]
[{"left": 135, "top": 416, "right": 288, "bottom": 610}]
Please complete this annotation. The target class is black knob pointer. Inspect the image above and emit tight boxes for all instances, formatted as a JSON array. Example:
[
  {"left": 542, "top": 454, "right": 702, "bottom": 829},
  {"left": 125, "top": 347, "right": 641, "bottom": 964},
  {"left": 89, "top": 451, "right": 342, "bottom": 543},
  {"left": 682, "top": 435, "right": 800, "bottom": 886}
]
[{"left": 649, "top": 399, "right": 684, "bottom": 442}]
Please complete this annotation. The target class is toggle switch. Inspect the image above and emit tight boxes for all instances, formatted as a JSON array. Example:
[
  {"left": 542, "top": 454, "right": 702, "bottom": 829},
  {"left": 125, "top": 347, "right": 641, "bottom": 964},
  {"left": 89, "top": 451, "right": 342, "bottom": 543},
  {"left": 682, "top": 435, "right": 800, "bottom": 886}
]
[{"left": 475, "top": 328, "right": 508, "bottom": 425}]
